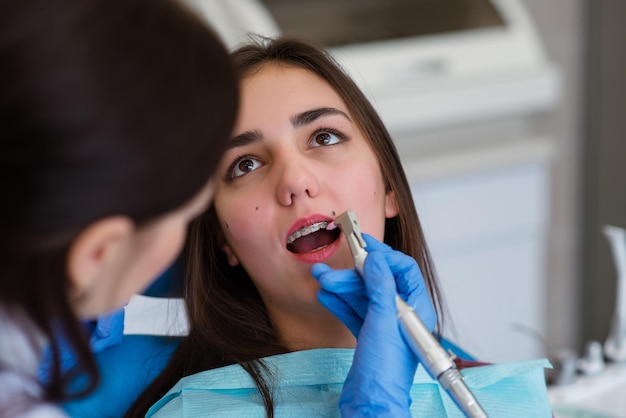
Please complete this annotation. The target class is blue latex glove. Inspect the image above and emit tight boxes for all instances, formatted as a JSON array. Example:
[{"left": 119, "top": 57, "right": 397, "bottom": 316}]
[{"left": 311, "top": 234, "right": 436, "bottom": 417}]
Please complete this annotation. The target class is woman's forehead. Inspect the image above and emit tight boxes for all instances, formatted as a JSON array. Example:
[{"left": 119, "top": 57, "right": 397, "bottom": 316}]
[
  {"left": 241, "top": 64, "right": 349, "bottom": 113},
  {"left": 241, "top": 63, "right": 336, "bottom": 100},
  {"left": 236, "top": 64, "right": 352, "bottom": 126}
]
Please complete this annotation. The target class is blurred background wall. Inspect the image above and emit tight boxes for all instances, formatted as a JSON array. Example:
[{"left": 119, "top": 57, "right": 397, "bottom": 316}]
[
  {"left": 527, "top": 0, "right": 626, "bottom": 360},
  {"left": 523, "top": 0, "right": 586, "bottom": 361},
  {"left": 579, "top": 1, "right": 626, "bottom": 353}
]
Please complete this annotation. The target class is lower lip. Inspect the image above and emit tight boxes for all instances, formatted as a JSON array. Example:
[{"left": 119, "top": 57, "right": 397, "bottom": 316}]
[{"left": 288, "top": 236, "right": 341, "bottom": 264}]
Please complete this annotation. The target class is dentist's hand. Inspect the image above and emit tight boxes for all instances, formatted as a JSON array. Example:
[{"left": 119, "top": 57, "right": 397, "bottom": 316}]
[{"left": 311, "top": 234, "right": 436, "bottom": 417}]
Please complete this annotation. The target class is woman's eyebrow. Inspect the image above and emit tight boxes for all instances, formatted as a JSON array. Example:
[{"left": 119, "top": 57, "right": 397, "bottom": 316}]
[
  {"left": 291, "top": 107, "right": 351, "bottom": 128},
  {"left": 226, "top": 129, "right": 262, "bottom": 151},
  {"left": 226, "top": 108, "right": 349, "bottom": 151}
]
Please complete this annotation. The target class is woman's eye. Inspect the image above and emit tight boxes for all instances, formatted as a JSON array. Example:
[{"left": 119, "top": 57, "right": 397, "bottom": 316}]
[
  {"left": 228, "top": 156, "right": 263, "bottom": 179},
  {"left": 311, "top": 130, "right": 343, "bottom": 147}
]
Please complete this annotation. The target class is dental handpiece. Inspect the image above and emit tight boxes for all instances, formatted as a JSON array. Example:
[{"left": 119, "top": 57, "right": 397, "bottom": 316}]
[{"left": 335, "top": 211, "right": 487, "bottom": 418}]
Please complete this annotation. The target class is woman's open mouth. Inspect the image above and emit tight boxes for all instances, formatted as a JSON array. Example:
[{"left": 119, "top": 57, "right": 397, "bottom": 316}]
[{"left": 286, "top": 221, "right": 341, "bottom": 254}]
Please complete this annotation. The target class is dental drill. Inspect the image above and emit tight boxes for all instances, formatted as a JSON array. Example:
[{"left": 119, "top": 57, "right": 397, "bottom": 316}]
[{"left": 335, "top": 210, "right": 487, "bottom": 418}]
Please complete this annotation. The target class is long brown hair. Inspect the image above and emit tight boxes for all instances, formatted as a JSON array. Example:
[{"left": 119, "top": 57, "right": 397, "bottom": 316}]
[
  {"left": 128, "top": 37, "right": 443, "bottom": 418},
  {"left": 0, "top": 0, "right": 237, "bottom": 407}
]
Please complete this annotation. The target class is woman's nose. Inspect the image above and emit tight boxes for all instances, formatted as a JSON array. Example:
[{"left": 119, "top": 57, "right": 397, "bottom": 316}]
[{"left": 275, "top": 155, "right": 320, "bottom": 206}]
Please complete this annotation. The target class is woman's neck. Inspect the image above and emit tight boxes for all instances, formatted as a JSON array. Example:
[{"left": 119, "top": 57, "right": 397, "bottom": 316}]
[{"left": 269, "top": 306, "right": 356, "bottom": 351}]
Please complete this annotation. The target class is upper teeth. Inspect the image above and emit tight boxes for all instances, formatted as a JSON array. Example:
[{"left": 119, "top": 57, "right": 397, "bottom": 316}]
[{"left": 287, "top": 221, "right": 329, "bottom": 245}]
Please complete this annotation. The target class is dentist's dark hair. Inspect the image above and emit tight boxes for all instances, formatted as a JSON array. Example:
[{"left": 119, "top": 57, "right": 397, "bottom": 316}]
[
  {"left": 129, "top": 37, "right": 443, "bottom": 418},
  {"left": 0, "top": 0, "right": 237, "bottom": 408}
]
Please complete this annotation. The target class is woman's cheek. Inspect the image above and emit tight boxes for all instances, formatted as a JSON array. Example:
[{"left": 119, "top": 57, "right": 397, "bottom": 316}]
[{"left": 218, "top": 203, "right": 258, "bottom": 249}]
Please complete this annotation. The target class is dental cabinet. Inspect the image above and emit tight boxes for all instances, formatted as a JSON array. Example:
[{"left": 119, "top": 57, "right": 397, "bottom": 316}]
[{"left": 401, "top": 123, "right": 555, "bottom": 363}]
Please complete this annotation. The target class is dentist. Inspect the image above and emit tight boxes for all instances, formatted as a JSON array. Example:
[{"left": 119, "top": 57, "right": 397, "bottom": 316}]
[{"left": 0, "top": 0, "right": 237, "bottom": 415}]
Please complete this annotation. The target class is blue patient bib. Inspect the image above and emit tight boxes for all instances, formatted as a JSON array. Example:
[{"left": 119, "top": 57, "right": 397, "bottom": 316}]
[{"left": 147, "top": 348, "right": 552, "bottom": 417}]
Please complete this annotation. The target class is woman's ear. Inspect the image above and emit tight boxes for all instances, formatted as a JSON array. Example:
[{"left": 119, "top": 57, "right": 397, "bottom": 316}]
[
  {"left": 221, "top": 242, "right": 240, "bottom": 267},
  {"left": 385, "top": 189, "right": 399, "bottom": 218},
  {"left": 66, "top": 216, "right": 135, "bottom": 298}
]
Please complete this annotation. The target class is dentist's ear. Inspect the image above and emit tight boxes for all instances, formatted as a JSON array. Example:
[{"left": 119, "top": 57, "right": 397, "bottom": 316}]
[
  {"left": 66, "top": 216, "right": 134, "bottom": 301},
  {"left": 221, "top": 242, "right": 240, "bottom": 267},
  {"left": 385, "top": 189, "right": 399, "bottom": 218}
]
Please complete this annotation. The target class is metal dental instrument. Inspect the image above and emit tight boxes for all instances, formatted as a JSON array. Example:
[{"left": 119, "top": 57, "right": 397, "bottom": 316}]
[{"left": 335, "top": 210, "right": 487, "bottom": 418}]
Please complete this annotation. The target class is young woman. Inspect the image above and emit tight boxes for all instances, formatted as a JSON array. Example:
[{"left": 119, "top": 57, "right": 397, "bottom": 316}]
[
  {"left": 0, "top": 0, "right": 238, "bottom": 416},
  {"left": 126, "top": 37, "right": 442, "bottom": 417},
  {"left": 61, "top": 39, "right": 550, "bottom": 417}
]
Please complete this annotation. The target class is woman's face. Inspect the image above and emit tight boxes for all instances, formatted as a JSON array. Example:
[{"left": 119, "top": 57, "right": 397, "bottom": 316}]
[
  {"left": 69, "top": 179, "right": 214, "bottom": 318},
  {"left": 214, "top": 63, "right": 398, "bottom": 320}
]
